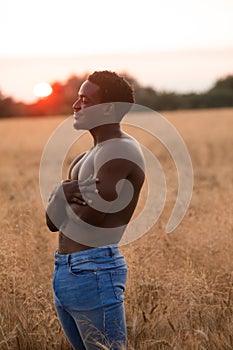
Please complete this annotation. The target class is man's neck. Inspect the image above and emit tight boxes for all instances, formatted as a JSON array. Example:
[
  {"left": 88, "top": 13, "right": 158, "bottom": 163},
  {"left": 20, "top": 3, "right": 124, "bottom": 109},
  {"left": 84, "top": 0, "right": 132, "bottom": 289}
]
[{"left": 90, "top": 123, "right": 124, "bottom": 146}]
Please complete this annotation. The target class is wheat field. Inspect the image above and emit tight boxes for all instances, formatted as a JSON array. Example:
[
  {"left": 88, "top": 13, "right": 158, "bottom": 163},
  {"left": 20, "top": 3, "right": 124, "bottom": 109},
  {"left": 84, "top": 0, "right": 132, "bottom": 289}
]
[{"left": 0, "top": 108, "right": 232, "bottom": 349}]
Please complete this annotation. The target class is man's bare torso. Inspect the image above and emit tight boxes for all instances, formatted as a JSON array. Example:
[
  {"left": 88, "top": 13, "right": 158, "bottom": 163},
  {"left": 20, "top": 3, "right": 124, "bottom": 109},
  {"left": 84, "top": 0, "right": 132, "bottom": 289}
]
[{"left": 58, "top": 134, "right": 145, "bottom": 254}]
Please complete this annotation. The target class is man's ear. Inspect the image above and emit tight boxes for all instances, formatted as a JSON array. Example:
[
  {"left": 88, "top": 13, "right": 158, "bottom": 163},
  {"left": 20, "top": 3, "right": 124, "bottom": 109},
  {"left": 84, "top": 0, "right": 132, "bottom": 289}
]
[{"left": 103, "top": 103, "right": 115, "bottom": 116}]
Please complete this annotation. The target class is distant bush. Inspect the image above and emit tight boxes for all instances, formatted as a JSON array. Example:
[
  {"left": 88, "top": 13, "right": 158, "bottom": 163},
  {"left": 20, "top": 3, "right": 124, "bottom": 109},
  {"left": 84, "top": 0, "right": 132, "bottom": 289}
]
[{"left": 128, "top": 74, "right": 233, "bottom": 111}]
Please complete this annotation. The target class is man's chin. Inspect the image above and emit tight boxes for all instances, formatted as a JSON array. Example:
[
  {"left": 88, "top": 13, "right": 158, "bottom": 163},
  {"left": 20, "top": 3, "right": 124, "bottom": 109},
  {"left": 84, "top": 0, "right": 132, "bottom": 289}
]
[
  {"left": 73, "top": 121, "right": 84, "bottom": 130},
  {"left": 73, "top": 120, "right": 90, "bottom": 131}
]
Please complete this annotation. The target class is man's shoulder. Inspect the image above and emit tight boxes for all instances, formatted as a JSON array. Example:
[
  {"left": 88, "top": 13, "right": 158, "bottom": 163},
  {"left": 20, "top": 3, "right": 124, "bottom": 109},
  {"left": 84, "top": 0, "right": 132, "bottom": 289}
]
[
  {"left": 98, "top": 134, "right": 140, "bottom": 149},
  {"left": 96, "top": 135, "right": 141, "bottom": 153},
  {"left": 95, "top": 135, "right": 145, "bottom": 170}
]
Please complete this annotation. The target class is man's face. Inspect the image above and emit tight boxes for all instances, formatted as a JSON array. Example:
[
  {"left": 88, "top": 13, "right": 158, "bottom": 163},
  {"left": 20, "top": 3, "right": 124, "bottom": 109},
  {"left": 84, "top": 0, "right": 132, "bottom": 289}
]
[{"left": 73, "top": 80, "right": 102, "bottom": 130}]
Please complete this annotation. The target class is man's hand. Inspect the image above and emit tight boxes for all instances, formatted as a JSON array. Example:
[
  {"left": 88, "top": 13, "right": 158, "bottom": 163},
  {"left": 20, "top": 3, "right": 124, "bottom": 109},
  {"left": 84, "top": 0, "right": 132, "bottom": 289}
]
[
  {"left": 61, "top": 176, "right": 99, "bottom": 206},
  {"left": 46, "top": 175, "right": 99, "bottom": 232}
]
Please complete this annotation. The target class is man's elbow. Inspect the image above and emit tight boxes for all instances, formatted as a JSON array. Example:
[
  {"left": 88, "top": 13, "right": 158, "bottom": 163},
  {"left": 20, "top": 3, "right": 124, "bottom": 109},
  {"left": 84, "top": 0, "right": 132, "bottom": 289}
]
[
  {"left": 97, "top": 187, "right": 118, "bottom": 202},
  {"left": 47, "top": 224, "right": 58, "bottom": 232},
  {"left": 46, "top": 213, "right": 59, "bottom": 232}
]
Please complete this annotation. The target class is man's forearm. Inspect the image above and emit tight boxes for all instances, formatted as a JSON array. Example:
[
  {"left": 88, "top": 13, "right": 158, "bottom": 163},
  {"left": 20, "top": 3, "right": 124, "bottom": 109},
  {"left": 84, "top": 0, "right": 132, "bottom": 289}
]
[
  {"left": 66, "top": 200, "right": 106, "bottom": 227},
  {"left": 46, "top": 185, "right": 67, "bottom": 231}
]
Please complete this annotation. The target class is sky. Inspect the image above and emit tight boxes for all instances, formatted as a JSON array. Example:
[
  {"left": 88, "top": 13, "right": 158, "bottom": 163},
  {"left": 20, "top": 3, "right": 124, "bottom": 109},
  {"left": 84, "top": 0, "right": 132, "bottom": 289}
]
[{"left": 1, "top": 0, "right": 233, "bottom": 102}]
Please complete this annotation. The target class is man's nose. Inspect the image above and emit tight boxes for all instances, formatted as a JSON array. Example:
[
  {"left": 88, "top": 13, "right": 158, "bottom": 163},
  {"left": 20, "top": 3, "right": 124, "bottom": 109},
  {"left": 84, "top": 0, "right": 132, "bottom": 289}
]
[{"left": 73, "top": 99, "right": 81, "bottom": 110}]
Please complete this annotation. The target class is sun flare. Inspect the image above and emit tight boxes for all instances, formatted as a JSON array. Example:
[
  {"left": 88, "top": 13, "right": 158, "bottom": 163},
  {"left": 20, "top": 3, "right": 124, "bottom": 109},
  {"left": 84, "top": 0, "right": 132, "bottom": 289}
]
[{"left": 33, "top": 82, "right": 52, "bottom": 98}]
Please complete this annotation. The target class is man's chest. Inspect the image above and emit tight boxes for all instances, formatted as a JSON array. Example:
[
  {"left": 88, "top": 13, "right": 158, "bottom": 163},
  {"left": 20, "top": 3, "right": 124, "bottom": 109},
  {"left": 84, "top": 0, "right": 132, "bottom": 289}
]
[{"left": 70, "top": 151, "right": 97, "bottom": 181}]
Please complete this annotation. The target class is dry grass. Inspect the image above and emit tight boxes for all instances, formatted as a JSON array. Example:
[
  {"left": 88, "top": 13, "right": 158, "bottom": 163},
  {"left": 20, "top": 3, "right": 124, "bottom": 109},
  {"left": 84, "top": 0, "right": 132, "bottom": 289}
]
[{"left": 0, "top": 108, "right": 232, "bottom": 349}]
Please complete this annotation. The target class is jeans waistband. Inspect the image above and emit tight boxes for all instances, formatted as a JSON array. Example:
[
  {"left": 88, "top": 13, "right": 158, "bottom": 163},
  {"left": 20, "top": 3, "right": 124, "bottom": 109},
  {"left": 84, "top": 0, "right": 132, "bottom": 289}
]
[{"left": 54, "top": 246, "right": 121, "bottom": 265}]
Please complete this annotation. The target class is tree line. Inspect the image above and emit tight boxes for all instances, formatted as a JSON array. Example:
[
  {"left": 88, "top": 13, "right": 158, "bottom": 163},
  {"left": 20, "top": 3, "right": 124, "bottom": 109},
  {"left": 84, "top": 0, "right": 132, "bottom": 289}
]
[{"left": 0, "top": 74, "right": 232, "bottom": 118}]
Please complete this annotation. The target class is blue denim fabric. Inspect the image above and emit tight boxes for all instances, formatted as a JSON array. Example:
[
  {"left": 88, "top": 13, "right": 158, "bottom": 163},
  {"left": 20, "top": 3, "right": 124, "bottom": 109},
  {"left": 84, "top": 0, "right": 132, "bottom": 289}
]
[{"left": 52, "top": 246, "right": 128, "bottom": 350}]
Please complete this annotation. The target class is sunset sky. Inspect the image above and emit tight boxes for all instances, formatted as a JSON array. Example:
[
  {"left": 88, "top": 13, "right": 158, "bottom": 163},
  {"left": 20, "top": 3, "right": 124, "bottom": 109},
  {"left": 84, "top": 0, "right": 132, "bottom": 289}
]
[{"left": 1, "top": 0, "right": 233, "bottom": 102}]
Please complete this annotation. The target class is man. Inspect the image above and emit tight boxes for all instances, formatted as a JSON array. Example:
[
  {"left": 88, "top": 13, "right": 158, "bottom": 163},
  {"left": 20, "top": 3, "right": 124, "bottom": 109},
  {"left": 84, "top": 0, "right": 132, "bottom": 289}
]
[{"left": 46, "top": 71, "right": 145, "bottom": 349}]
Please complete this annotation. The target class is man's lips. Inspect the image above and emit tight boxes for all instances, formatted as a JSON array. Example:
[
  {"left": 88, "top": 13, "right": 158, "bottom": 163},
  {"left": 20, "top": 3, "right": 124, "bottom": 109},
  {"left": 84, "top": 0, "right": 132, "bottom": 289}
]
[{"left": 73, "top": 111, "right": 83, "bottom": 119}]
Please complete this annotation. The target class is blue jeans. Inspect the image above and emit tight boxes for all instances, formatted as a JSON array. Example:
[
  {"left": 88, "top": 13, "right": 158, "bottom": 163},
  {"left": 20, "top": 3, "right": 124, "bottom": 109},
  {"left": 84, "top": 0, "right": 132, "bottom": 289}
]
[{"left": 52, "top": 246, "right": 128, "bottom": 350}]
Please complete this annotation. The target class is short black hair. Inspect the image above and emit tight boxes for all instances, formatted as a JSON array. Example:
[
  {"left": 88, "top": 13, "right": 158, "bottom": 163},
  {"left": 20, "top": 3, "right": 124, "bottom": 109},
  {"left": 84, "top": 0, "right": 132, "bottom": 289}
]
[{"left": 88, "top": 70, "right": 135, "bottom": 104}]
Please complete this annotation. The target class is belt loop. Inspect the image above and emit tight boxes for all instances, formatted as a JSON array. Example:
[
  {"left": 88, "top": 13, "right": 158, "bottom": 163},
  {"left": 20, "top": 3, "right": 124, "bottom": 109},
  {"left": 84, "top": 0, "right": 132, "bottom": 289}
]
[
  {"left": 109, "top": 247, "right": 113, "bottom": 257},
  {"left": 67, "top": 254, "right": 70, "bottom": 266}
]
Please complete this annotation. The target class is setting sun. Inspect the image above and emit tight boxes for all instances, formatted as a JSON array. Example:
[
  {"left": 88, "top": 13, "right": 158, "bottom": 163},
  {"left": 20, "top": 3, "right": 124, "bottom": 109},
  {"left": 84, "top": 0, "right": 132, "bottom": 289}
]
[{"left": 33, "top": 82, "right": 53, "bottom": 98}]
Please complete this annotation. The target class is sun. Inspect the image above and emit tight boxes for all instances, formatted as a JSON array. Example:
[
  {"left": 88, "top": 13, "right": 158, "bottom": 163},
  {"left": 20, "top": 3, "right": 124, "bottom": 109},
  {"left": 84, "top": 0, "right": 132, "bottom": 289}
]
[{"left": 33, "top": 82, "right": 53, "bottom": 98}]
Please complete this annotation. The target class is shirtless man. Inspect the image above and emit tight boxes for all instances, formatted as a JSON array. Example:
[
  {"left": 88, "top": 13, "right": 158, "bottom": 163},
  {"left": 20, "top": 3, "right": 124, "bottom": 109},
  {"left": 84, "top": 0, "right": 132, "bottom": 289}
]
[{"left": 46, "top": 71, "right": 145, "bottom": 350}]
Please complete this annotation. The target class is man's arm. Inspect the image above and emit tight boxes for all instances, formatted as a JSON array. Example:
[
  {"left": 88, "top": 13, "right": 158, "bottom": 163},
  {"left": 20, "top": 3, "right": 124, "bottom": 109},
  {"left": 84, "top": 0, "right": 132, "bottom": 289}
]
[
  {"left": 70, "top": 139, "right": 145, "bottom": 227},
  {"left": 68, "top": 158, "right": 135, "bottom": 226},
  {"left": 46, "top": 184, "right": 67, "bottom": 231},
  {"left": 45, "top": 152, "right": 86, "bottom": 232}
]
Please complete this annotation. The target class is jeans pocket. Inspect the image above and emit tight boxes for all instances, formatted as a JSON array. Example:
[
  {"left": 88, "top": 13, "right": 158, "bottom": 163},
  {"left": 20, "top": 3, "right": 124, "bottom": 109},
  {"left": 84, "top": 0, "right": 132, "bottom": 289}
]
[
  {"left": 69, "top": 261, "right": 97, "bottom": 277},
  {"left": 110, "top": 268, "right": 128, "bottom": 302}
]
